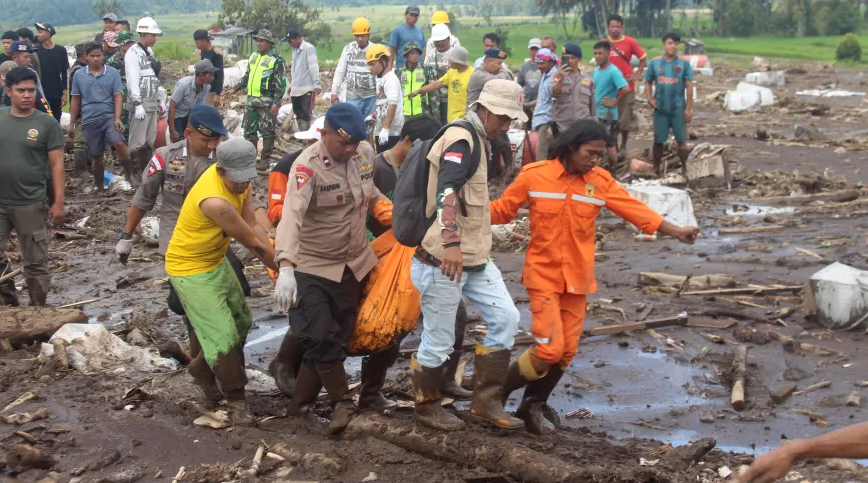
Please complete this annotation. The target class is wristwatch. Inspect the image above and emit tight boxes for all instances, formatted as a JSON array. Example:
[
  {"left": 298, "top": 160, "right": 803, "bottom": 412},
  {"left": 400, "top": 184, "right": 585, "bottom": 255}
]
[{"left": 133, "top": 100, "right": 142, "bottom": 107}]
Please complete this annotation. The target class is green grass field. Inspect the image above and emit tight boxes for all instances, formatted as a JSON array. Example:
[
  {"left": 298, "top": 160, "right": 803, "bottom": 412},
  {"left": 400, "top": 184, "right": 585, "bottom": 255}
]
[{"left": 51, "top": 8, "right": 868, "bottom": 70}]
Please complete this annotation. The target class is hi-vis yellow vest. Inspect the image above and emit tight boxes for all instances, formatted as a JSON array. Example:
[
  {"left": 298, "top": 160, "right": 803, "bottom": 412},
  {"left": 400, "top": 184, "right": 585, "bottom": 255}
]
[{"left": 247, "top": 52, "right": 277, "bottom": 98}]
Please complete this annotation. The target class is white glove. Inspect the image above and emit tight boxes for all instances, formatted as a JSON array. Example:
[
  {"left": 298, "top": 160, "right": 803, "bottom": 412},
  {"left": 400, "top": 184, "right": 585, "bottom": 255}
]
[
  {"left": 378, "top": 128, "right": 389, "bottom": 145},
  {"left": 274, "top": 266, "right": 297, "bottom": 311},
  {"left": 134, "top": 105, "right": 146, "bottom": 120},
  {"left": 116, "top": 238, "right": 132, "bottom": 260}
]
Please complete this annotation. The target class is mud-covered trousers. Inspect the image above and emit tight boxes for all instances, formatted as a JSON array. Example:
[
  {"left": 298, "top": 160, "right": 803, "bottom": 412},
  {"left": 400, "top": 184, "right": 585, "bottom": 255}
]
[
  {"left": 169, "top": 258, "right": 252, "bottom": 392},
  {"left": 528, "top": 290, "right": 587, "bottom": 368},
  {"left": 0, "top": 201, "right": 50, "bottom": 305},
  {"left": 290, "top": 266, "right": 365, "bottom": 371}
]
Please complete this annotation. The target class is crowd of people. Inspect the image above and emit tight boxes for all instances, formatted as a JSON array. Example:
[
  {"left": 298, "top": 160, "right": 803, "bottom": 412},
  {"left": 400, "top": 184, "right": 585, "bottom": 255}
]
[{"left": 0, "top": 9, "right": 851, "bottom": 482}]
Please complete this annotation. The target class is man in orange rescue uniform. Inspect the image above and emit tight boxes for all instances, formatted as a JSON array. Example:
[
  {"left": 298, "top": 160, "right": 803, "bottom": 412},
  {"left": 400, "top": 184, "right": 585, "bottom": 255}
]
[{"left": 489, "top": 119, "right": 700, "bottom": 434}]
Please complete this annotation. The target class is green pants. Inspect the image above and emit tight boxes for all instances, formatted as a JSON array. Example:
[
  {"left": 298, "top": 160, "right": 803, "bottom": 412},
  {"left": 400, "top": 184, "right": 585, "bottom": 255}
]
[
  {"left": 653, "top": 111, "right": 687, "bottom": 144},
  {"left": 73, "top": 118, "right": 88, "bottom": 170},
  {"left": 243, "top": 101, "right": 276, "bottom": 142},
  {"left": 170, "top": 259, "right": 252, "bottom": 386}
]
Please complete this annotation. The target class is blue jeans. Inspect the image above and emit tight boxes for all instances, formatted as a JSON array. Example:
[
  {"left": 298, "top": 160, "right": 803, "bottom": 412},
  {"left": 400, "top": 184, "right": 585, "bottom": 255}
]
[
  {"left": 346, "top": 96, "right": 376, "bottom": 119},
  {"left": 410, "top": 257, "right": 520, "bottom": 368}
]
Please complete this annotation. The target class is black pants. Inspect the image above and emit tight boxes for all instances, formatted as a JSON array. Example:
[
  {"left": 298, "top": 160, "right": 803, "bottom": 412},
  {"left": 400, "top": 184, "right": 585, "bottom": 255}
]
[
  {"left": 167, "top": 249, "right": 250, "bottom": 315},
  {"left": 291, "top": 92, "right": 313, "bottom": 122},
  {"left": 47, "top": 98, "right": 62, "bottom": 122},
  {"left": 291, "top": 266, "right": 365, "bottom": 370}
]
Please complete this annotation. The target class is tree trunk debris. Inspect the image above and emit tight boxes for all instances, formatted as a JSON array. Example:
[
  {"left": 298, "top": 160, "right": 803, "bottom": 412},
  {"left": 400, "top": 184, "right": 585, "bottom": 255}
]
[
  {"left": 731, "top": 346, "right": 748, "bottom": 411},
  {"left": 0, "top": 307, "right": 87, "bottom": 345}
]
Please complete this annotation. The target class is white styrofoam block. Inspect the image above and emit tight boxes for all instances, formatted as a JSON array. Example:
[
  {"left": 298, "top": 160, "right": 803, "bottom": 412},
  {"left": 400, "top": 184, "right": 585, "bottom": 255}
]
[
  {"left": 623, "top": 184, "right": 698, "bottom": 231},
  {"left": 735, "top": 82, "right": 774, "bottom": 106},
  {"left": 809, "top": 262, "right": 868, "bottom": 330},
  {"left": 745, "top": 71, "right": 786, "bottom": 87},
  {"left": 724, "top": 91, "right": 761, "bottom": 113}
]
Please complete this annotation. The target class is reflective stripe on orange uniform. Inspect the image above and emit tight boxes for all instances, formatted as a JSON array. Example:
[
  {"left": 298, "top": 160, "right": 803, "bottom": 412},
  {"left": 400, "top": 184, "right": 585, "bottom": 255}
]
[{"left": 490, "top": 160, "right": 664, "bottom": 366}]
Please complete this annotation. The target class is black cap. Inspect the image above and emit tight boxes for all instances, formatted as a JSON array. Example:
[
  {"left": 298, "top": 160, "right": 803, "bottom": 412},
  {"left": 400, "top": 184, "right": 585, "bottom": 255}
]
[
  {"left": 34, "top": 22, "right": 56, "bottom": 36},
  {"left": 325, "top": 103, "right": 367, "bottom": 142},
  {"left": 193, "top": 29, "right": 213, "bottom": 41},
  {"left": 282, "top": 29, "right": 302, "bottom": 42},
  {"left": 563, "top": 43, "right": 582, "bottom": 58},
  {"left": 484, "top": 48, "right": 507, "bottom": 60},
  {"left": 189, "top": 104, "right": 227, "bottom": 138}
]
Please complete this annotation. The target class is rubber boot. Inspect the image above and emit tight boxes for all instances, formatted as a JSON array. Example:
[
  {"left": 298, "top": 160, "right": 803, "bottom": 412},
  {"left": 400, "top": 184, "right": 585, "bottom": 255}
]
[
  {"left": 25, "top": 278, "right": 48, "bottom": 306},
  {"left": 287, "top": 364, "right": 322, "bottom": 417},
  {"left": 411, "top": 354, "right": 465, "bottom": 431},
  {"left": 501, "top": 349, "right": 548, "bottom": 406},
  {"left": 188, "top": 353, "right": 223, "bottom": 403},
  {"left": 258, "top": 137, "right": 275, "bottom": 172},
  {"left": 269, "top": 333, "right": 305, "bottom": 398},
  {"left": 470, "top": 345, "right": 524, "bottom": 430},
  {"left": 0, "top": 262, "right": 20, "bottom": 306},
  {"left": 358, "top": 345, "right": 399, "bottom": 412},
  {"left": 516, "top": 365, "right": 565, "bottom": 435},
  {"left": 652, "top": 143, "right": 665, "bottom": 177},
  {"left": 441, "top": 300, "right": 473, "bottom": 400},
  {"left": 224, "top": 389, "right": 256, "bottom": 427},
  {"left": 317, "top": 363, "right": 357, "bottom": 435}
]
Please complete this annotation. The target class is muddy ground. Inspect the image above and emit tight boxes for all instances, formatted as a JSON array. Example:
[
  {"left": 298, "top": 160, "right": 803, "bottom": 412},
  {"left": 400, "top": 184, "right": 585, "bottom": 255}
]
[{"left": 2, "top": 60, "right": 868, "bottom": 483}]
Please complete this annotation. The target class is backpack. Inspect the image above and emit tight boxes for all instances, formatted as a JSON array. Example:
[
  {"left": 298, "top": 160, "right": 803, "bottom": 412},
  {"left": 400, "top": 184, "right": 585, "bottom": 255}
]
[{"left": 392, "top": 120, "right": 482, "bottom": 247}]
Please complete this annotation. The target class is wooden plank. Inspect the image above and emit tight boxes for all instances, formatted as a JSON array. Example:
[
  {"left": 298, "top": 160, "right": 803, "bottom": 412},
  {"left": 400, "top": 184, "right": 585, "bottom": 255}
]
[{"left": 683, "top": 286, "right": 803, "bottom": 296}]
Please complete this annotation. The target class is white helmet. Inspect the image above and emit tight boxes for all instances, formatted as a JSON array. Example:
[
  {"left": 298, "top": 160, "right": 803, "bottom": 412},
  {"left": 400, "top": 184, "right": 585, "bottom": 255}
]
[
  {"left": 431, "top": 24, "right": 451, "bottom": 42},
  {"left": 136, "top": 16, "right": 162, "bottom": 34}
]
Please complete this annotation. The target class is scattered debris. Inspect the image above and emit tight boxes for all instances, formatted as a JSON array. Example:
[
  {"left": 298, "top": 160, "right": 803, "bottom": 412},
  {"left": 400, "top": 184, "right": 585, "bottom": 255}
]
[
  {"left": 731, "top": 346, "right": 748, "bottom": 411},
  {"left": 2, "top": 407, "right": 49, "bottom": 425},
  {"left": 804, "top": 262, "right": 868, "bottom": 330},
  {"left": 6, "top": 444, "right": 56, "bottom": 471},
  {"left": 638, "top": 272, "right": 736, "bottom": 289},
  {"left": 847, "top": 391, "right": 862, "bottom": 407},
  {"left": 793, "top": 381, "right": 832, "bottom": 396},
  {"left": 0, "top": 308, "right": 87, "bottom": 346},
  {"left": 3, "top": 391, "right": 38, "bottom": 412},
  {"left": 771, "top": 383, "right": 798, "bottom": 404}
]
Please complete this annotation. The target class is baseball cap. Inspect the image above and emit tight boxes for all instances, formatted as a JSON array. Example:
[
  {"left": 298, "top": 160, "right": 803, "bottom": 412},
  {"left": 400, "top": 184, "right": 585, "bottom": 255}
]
[
  {"left": 447, "top": 46, "right": 468, "bottom": 65},
  {"left": 34, "top": 23, "right": 56, "bottom": 36},
  {"left": 472, "top": 79, "right": 528, "bottom": 122},
  {"left": 528, "top": 38, "right": 542, "bottom": 49},
  {"left": 294, "top": 117, "right": 325, "bottom": 141},
  {"left": 116, "top": 31, "right": 135, "bottom": 45},
  {"left": 103, "top": 31, "right": 119, "bottom": 48},
  {"left": 194, "top": 59, "right": 219, "bottom": 74},
  {"left": 103, "top": 13, "right": 118, "bottom": 21},
  {"left": 406, "top": 5, "right": 421, "bottom": 15},
  {"left": 533, "top": 48, "right": 557, "bottom": 63},
  {"left": 431, "top": 24, "right": 451, "bottom": 42},
  {"left": 10, "top": 41, "right": 33, "bottom": 54},
  {"left": 193, "top": 29, "right": 213, "bottom": 41},
  {"left": 0, "top": 61, "right": 16, "bottom": 77},
  {"left": 216, "top": 137, "right": 258, "bottom": 182},
  {"left": 325, "top": 103, "right": 367, "bottom": 142},
  {"left": 284, "top": 29, "right": 302, "bottom": 41},
  {"left": 563, "top": 43, "right": 582, "bottom": 58},
  {"left": 484, "top": 48, "right": 507, "bottom": 60},
  {"left": 189, "top": 104, "right": 228, "bottom": 138}
]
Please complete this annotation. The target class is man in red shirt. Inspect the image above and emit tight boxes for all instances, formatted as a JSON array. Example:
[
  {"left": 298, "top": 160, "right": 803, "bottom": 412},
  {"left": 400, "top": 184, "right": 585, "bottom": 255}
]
[{"left": 604, "top": 14, "right": 646, "bottom": 157}]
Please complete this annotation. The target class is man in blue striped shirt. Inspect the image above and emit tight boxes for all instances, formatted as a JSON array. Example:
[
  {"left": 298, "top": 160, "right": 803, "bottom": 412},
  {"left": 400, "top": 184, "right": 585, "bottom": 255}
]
[{"left": 531, "top": 48, "right": 557, "bottom": 160}]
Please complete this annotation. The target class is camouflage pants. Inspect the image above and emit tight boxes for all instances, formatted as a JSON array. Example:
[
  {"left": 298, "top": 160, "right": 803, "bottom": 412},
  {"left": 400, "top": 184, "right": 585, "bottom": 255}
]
[
  {"left": 73, "top": 119, "right": 89, "bottom": 171},
  {"left": 243, "top": 102, "right": 276, "bottom": 142}
]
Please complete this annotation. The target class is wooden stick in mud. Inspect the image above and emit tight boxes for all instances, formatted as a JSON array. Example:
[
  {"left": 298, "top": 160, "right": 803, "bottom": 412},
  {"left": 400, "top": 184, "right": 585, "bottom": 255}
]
[
  {"left": 684, "top": 286, "right": 802, "bottom": 296},
  {"left": 731, "top": 345, "right": 748, "bottom": 411},
  {"left": 793, "top": 380, "right": 831, "bottom": 396},
  {"left": 719, "top": 225, "right": 785, "bottom": 235},
  {"left": 581, "top": 314, "right": 689, "bottom": 337},
  {"left": 0, "top": 268, "right": 23, "bottom": 284}
]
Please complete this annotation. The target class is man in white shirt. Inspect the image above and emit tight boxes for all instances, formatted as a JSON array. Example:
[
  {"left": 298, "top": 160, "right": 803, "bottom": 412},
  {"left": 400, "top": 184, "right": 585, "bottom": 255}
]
[
  {"left": 125, "top": 16, "right": 164, "bottom": 172},
  {"left": 366, "top": 44, "right": 403, "bottom": 152},
  {"left": 284, "top": 29, "right": 321, "bottom": 133}
]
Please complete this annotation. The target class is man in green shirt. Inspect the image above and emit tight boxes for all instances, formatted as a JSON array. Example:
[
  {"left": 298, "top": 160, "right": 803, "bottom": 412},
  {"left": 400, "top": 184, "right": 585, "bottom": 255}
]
[{"left": 0, "top": 67, "right": 65, "bottom": 306}]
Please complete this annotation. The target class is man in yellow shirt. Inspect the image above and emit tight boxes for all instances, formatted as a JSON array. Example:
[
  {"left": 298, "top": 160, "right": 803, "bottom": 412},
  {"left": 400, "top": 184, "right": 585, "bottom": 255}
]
[
  {"left": 165, "top": 137, "right": 279, "bottom": 426},
  {"left": 409, "top": 46, "right": 472, "bottom": 123}
]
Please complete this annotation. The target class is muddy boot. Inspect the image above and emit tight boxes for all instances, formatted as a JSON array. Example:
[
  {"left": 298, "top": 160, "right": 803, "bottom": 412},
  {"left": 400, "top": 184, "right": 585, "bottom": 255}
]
[
  {"left": 358, "top": 345, "right": 399, "bottom": 412},
  {"left": 501, "top": 349, "right": 548, "bottom": 407},
  {"left": 25, "top": 278, "right": 48, "bottom": 306},
  {"left": 296, "top": 119, "right": 310, "bottom": 134},
  {"left": 188, "top": 353, "right": 223, "bottom": 403},
  {"left": 258, "top": 137, "right": 275, "bottom": 172},
  {"left": 287, "top": 364, "right": 323, "bottom": 417},
  {"left": 0, "top": 262, "right": 20, "bottom": 306},
  {"left": 516, "top": 365, "right": 565, "bottom": 435},
  {"left": 317, "top": 363, "right": 357, "bottom": 435},
  {"left": 441, "top": 301, "right": 473, "bottom": 400},
  {"left": 470, "top": 345, "right": 524, "bottom": 430},
  {"left": 411, "top": 354, "right": 465, "bottom": 431},
  {"left": 269, "top": 333, "right": 305, "bottom": 398},
  {"left": 224, "top": 389, "right": 256, "bottom": 427},
  {"left": 652, "top": 143, "right": 665, "bottom": 177}
]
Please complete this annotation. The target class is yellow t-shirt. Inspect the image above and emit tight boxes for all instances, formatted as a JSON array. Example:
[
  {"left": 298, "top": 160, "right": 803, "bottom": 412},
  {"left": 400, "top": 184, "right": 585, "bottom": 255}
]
[
  {"left": 439, "top": 66, "right": 475, "bottom": 123},
  {"left": 165, "top": 164, "right": 249, "bottom": 277}
]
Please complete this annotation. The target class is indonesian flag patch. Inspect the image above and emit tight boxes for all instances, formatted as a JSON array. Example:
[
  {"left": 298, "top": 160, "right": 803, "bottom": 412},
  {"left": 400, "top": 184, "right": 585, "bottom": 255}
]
[
  {"left": 444, "top": 152, "right": 463, "bottom": 164},
  {"left": 271, "top": 191, "right": 282, "bottom": 200},
  {"left": 146, "top": 153, "right": 164, "bottom": 177}
]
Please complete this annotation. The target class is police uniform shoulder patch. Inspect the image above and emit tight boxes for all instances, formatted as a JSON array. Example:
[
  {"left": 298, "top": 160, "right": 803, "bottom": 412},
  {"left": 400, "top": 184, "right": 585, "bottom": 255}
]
[
  {"left": 294, "top": 173, "right": 309, "bottom": 190},
  {"left": 146, "top": 153, "right": 165, "bottom": 177}
]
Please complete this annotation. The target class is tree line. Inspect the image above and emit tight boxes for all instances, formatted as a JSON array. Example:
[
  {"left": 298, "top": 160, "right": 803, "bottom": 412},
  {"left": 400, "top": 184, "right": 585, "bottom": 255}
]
[{"left": 1, "top": 0, "right": 221, "bottom": 31}]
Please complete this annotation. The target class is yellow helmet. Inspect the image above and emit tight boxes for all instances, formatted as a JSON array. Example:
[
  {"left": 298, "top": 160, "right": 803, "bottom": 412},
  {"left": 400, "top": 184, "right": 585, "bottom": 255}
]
[
  {"left": 352, "top": 17, "right": 371, "bottom": 35},
  {"left": 365, "top": 43, "right": 390, "bottom": 63},
  {"left": 431, "top": 10, "right": 449, "bottom": 25}
]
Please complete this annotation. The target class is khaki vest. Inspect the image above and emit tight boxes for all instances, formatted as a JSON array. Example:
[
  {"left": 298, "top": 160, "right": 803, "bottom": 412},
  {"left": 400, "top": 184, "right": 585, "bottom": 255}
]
[{"left": 421, "top": 126, "right": 492, "bottom": 266}]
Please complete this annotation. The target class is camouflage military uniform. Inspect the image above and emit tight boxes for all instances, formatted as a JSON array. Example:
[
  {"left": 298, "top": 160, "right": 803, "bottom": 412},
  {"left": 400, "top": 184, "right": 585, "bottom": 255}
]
[
  {"left": 106, "top": 51, "right": 130, "bottom": 142},
  {"left": 235, "top": 30, "right": 287, "bottom": 171}
]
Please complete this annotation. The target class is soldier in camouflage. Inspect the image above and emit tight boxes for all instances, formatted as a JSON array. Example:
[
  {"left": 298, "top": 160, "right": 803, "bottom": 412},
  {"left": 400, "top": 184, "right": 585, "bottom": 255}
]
[
  {"left": 226, "top": 29, "right": 287, "bottom": 172},
  {"left": 106, "top": 31, "right": 135, "bottom": 142}
]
